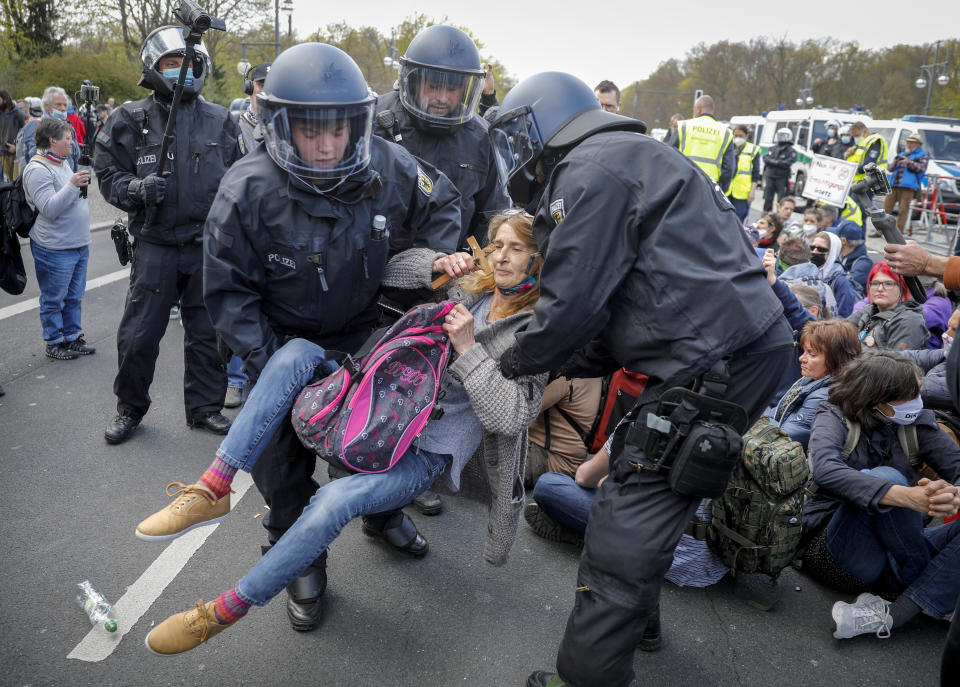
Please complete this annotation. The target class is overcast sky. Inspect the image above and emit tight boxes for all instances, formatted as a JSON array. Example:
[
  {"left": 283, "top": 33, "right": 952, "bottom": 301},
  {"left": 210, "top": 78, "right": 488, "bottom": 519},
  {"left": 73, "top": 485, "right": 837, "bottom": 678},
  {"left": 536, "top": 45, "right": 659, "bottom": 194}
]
[{"left": 291, "top": 0, "right": 959, "bottom": 93}]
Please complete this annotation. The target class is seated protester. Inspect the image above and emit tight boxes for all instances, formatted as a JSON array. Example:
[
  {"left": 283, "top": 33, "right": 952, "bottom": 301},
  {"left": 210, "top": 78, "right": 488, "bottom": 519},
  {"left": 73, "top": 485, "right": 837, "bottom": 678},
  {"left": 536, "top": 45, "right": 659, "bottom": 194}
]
[
  {"left": 801, "top": 352, "right": 960, "bottom": 640},
  {"left": 798, "top": 207, "right": 822, "bottom": 243},
  {"left": 778, "top": 196, "right": 802, "bottom": 237},
  {"left": 827, "top": 220, "right": 873, "bottom": 297},
  {"left": 527, "top": 436, "right": 730, "bottom": 591},
  {"left": 135, "top": 211, "right": 549, "bottom": 655},
  {"left": 755, "top": 212, "right": 784, "bottom": 249},
  {"left": 922, "top": 279, "right": 953, "bottom": 349},
  {"left": 847, "top": 261, "right": 929, "bottom": 351},
  {"left": 817, "top": 204, "right": 838, "bottom": 232},
  {"left": 811, "top": 231, "right": 858, "bottom": 318},
  {"left": 779, "top": 255, "right": 838, "bottom": 317},
  {"left": 762, "top": 319, "right": 860, "bottom": 449},
  {"left": 775, "top": 236, "right": 813, "bottom": 276},
  {"left": 525, "top": 376, "right": 603, "bottom": 487},
  {"left": 921, "top": 307, "right": 960, "bottom": 410}
]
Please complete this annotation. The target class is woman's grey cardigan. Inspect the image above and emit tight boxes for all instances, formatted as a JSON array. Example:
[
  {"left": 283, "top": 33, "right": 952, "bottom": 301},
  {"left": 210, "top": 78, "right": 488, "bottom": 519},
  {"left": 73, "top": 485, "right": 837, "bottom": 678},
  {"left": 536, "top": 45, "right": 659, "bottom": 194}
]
[{"left": 383, "top": 248, "right": 548, "bottom": 565}]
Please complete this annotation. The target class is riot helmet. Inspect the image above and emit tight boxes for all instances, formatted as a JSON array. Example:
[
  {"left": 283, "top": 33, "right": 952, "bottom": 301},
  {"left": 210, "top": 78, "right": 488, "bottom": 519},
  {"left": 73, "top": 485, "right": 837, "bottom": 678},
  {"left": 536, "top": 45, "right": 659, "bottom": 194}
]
[
  {"left": 397, "top": 25, "right": 486, "bottom": 133},
  {"left": 775, "top": 127, "right": 793, "bottom": 144},
  {"left": 489, "top": 71, "right": 645, "bottom": 205},
  {"left": 838, "top": 124, "right": 853, "bottom": 145},
  {"left": 138, "top": 26, "right": 210, "bottom": 99},
  {"left": 258, "top": 43, "right": 376, "bottom": 189}
]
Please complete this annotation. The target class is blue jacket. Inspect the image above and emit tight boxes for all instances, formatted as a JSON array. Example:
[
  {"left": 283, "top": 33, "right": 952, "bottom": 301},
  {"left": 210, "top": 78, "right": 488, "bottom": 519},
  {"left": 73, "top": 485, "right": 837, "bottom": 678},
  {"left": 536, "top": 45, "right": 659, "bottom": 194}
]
[
  {"left": 887, "top": 146, "right": 929, "bottom": 190},
  {"left": 762, "top": 374, "right": 831, "bottom": 449},
  {"left": 839, "top": 242, "right": 873, "bottom": 294},
  {"left": 803, "top": 402, "right": 960, "bottom": 537},
  {"left": 768, "top": 278, "right": 816, "bottom": 403},
  {"left": 823, "top": 262, "right": 858, "bottom": 318}
]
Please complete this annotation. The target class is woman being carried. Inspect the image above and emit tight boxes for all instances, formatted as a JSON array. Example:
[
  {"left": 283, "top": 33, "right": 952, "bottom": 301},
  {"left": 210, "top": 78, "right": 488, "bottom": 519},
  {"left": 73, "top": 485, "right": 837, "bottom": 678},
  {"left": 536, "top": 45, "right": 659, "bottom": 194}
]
[{"left": 135, "top": 211, "right": 548, "bottom": 655}]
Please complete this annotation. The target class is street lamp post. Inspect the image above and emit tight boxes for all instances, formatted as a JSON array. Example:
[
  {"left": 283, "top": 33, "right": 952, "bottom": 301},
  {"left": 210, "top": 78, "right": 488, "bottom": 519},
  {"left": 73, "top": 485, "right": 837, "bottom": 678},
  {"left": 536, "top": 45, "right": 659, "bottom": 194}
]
[
  {"left": 795, "top": 73, "right": 814, "bottom": 108},
  {"left": 281, "top": 0, "right": 293, "bottom": 42},
  {"left": 237, "top": 42, "right": 276, "bottom": 80},
  {"left": 273, "top": 0, "right": 279, "bottom": 57},
  {"left": 915, "top": 40, "right": 951, "bottom": 116},
  {"left": 382, "top": 32, "right": 399, "bottom": 87}
]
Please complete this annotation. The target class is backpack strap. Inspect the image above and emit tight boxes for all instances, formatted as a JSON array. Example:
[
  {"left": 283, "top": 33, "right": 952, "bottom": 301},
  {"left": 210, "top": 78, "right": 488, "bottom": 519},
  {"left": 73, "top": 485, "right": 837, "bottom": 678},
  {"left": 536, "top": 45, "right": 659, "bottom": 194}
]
[
  {"left": 897, "top": 424, "right": 922, "bottom": 470},
  {"left": 841, "top": 418, "right": 861, "bottom": 460}
]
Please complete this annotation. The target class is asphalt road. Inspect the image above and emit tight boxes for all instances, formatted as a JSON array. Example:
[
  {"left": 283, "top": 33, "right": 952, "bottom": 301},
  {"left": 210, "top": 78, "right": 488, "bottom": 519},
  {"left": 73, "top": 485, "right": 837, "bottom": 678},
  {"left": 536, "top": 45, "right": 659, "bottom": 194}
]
[{"left": 0, "top": 202, "right": 952, "bottom": 687}]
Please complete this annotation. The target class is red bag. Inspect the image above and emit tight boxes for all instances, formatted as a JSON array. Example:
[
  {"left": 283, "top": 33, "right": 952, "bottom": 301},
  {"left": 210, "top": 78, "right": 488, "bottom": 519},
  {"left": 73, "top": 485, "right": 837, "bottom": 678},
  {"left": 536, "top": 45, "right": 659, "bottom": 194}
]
[{"left": 589, "top": 368, "right": 647, "bottom": 453}]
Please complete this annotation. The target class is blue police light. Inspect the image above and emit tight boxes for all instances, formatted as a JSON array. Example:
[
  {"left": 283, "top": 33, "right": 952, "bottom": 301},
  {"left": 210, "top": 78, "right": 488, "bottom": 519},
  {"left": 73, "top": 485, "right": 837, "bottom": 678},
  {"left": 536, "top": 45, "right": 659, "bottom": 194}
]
[
  {"left": 777, "top": 105, "right": 784, "bottom": 110},
  {"left": 761, "top": 110, "right": 768, "bottom": 116}
]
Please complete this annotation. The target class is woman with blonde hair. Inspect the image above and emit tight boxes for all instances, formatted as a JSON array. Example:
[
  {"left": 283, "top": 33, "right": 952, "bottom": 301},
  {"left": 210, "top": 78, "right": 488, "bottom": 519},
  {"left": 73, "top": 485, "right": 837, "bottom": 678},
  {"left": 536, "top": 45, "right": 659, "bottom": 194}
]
[{"left": 135, "top": 210, "right": 548, "bottom": 655}]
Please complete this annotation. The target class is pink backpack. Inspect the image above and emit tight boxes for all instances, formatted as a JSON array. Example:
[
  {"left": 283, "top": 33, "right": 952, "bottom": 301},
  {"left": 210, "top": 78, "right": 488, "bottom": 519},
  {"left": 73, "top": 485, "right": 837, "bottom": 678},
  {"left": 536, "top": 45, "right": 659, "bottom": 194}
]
[{"left": 291, "top": 300, "right": 456, "bottom": 473}]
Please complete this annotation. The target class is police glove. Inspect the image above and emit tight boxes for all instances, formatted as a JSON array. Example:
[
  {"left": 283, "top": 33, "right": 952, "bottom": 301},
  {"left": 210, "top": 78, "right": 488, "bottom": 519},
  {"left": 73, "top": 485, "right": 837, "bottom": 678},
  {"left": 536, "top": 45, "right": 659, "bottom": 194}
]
[
  {"left": 128, "top": 174, "right": 166, "bottom": 207},
  {"left": 498, "top": 346, "right": 521, "bottom": 379}
]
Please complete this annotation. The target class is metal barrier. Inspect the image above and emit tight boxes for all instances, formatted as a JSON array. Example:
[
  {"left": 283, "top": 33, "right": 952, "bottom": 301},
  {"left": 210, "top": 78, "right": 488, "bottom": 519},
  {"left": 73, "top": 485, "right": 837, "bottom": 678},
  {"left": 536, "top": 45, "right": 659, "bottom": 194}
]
[{"left": 907, "top": 174, "right": 960, "bottom": 255}]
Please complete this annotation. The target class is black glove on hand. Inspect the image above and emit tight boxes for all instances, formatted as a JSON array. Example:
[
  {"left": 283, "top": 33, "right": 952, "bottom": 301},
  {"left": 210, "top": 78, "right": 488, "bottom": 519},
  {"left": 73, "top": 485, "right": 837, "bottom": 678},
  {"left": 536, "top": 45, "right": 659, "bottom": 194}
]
[
  {"left": 128, "top": 174, "right": 166, "bottom": 207},
  {"left": 499, "top": 345, "right": 520, "bottom": 379}
]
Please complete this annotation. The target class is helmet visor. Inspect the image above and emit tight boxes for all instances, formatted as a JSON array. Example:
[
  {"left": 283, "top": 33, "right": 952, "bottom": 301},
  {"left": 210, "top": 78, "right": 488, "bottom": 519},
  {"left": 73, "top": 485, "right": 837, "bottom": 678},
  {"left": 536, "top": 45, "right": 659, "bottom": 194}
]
[
  {"left": 260, "top": 100, "right": 375, "bottom": 181},
  {"left": 398, "top": 66, "right": 484, "bottom": 126},
  {"left": 489, "top": 106, "right": 542, "bottom": 189},
  {"left": 140, "top": 26, "right": 209, "bottom": 73}
]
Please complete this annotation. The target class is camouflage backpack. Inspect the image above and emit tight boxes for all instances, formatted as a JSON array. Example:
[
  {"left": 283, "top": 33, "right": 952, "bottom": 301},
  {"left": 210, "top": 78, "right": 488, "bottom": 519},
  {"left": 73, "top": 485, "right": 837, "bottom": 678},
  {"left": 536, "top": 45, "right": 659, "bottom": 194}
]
[{"left": 705, "top": 416, "right": 810, "bottom": 577}]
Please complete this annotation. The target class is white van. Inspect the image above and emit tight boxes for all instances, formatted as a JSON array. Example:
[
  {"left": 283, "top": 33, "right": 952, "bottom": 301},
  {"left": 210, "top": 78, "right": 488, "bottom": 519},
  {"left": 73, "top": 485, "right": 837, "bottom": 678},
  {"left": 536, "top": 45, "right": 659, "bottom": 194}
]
[
  {"left": 869, "top": 115, "right": 960, "bottom": 213},
  {"left": 757, "top": 109, "right": 868, "bottom": 197}
]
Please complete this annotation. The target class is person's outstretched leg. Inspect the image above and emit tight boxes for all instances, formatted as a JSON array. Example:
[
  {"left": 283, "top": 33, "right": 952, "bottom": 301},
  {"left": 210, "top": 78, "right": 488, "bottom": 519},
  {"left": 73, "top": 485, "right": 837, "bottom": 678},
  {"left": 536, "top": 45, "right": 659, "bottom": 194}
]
[{"left": 135, "top": 339, "right": 334, "bottom": 541}]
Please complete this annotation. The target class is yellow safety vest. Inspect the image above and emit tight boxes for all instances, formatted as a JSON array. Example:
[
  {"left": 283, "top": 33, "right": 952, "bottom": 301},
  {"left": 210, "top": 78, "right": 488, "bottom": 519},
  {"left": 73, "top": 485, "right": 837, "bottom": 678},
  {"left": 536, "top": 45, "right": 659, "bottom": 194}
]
[
  {"left": 840, "top": 195, "right": 864, "bottom": 228},
  {"left": 728, "top": 142, "right": 758, "bottom": 199},
  {"left": 678, "top": 116, "right": 733, "bottom": 183},
  {"left": 847, "top": 133, "right": 889, "bottom": 183}
]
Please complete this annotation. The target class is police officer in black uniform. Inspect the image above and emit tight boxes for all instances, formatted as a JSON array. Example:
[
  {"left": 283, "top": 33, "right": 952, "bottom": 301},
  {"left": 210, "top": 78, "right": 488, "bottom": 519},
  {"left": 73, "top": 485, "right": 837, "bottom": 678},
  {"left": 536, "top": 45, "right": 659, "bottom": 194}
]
[
  {"left": 237, "top": 61, "right": 270, "bottom": 156},
  {"left": 372, "top": 24, "right": 509, "bottom": 517},
  {"left": 95, "top": 26, "right": 239, "bottom": 444},
  {"left": 203, "top": 43, "right": 462, "bottom": 633},
  {"left": 488, "top": 72, "right": 794, "bottom": 687}
]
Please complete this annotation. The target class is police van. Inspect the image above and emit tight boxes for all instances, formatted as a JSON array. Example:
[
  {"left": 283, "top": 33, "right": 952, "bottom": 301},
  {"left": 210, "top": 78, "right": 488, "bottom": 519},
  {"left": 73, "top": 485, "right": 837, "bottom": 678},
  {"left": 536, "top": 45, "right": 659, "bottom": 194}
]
[
  {"left": 869, "top": 114, "right": 960, "bottom": 221},
  {"left": 756, "top": 109, "right": 867, "bottom": 197}
]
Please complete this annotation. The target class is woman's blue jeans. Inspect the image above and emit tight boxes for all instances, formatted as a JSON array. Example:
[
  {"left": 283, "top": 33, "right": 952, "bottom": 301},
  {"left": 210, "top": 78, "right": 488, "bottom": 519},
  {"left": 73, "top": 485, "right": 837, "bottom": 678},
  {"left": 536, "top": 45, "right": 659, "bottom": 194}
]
[
  {"left": 825, "top": 465, "right": 960, "bottom": 619},
  {"left": 213, "top": 338, "right": 450, "bottom": 605},
  {"left": 30, "top": 241, "right": 88, "bottom": 344}
]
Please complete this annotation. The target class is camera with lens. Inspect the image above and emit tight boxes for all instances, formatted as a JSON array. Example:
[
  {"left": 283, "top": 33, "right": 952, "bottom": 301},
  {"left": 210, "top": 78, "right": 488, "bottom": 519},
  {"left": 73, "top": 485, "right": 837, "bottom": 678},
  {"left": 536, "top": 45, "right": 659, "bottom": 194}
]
[
  {"left": 173, "top": 0, "right": 226, "bottom": 33},
  {"left": 850, "top": 161, "right": 891, "bottom": 197},
  {"left": 79, "top": 80, "right": 99, "bottom": 104}
]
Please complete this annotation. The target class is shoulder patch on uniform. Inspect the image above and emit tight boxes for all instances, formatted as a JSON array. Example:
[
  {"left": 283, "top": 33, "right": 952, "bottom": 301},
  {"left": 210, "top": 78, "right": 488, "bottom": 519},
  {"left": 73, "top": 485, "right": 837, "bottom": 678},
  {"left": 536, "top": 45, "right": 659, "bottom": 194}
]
[
  {"left": 238, "top": 133, "right": 246, "bottom": 156},
  {"left": 96, "top": 130, "right": 110, "bottom": 146},
  {"left": 417, "top": 166, "right": 433, "bottom": 196},
  {"left": 550, "top": 197, "right": 565, "bottom": 224}
]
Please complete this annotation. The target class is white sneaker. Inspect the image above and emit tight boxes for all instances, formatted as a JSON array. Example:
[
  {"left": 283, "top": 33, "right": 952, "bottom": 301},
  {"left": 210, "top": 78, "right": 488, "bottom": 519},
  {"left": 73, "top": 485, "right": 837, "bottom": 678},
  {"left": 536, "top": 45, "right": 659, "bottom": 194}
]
[{"left": 832, "top": 592, "right": 892, "bottom": 639}]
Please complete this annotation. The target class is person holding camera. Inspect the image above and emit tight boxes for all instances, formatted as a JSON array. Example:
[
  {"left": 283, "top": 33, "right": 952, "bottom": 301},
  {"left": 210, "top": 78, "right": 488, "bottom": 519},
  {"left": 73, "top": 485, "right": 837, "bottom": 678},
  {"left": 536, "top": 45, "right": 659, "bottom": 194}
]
[
  {"left": 94, "top": 25, "right": 240, "bottom": 445},
  {"left": 199, "top": 43, "right": 462, "bottom": 634},
  {"left": 884, "top": 132, "right": 929, "bottom": 237},
  {"left": 489, "top": 72, "right": 793, "bottom": 687},
  {"left": 21, "top": 118, "right": 94, "bottom": 360}
]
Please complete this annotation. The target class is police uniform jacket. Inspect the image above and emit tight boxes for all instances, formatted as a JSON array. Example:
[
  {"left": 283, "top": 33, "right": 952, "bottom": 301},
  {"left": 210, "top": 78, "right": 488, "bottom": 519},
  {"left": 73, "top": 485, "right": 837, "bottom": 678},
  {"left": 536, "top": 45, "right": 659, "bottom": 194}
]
[
  {"left": 94, "top": 94, "right": 239, "bottom": 245},
  {"left": 203, "top": 137, "right": 462, "bottom": 382},
  {"left": 375, "top": 90, "right": 508, "bottom": 248},
  {"left": 762, "top": 141, "right": 797, "bottom": 181},
  {"left": 505, "top": 130, "right": 785, "bottom": 387}
]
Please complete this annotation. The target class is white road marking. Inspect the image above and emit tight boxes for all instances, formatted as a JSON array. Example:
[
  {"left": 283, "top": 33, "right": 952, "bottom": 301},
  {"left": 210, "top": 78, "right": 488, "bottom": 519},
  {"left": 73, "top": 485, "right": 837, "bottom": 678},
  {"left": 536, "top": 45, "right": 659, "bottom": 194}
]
[
  {"left": 67, "top": 471, "right": 254, "bottom": 662},
  {"left": 0, "top": 267, "right": 129, "bottom": 321}
]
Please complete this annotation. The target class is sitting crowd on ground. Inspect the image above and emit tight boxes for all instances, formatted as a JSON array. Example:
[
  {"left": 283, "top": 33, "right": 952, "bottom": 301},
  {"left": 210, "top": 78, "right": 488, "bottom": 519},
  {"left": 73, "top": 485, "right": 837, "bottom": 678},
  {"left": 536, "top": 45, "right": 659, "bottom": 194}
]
[{"left": 523, "top": 196, "right": 960, "bottom": 647}]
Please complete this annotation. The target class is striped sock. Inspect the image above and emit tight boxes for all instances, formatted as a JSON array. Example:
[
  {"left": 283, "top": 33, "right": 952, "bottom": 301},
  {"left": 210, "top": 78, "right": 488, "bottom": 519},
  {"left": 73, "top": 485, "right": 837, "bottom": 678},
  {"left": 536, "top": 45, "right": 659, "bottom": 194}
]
[
  {"left": 212, "top": 588, "right": 250, "bottom": 625},
  {"left": 198, "top": 456, "right": 237, "bottom": 499}
]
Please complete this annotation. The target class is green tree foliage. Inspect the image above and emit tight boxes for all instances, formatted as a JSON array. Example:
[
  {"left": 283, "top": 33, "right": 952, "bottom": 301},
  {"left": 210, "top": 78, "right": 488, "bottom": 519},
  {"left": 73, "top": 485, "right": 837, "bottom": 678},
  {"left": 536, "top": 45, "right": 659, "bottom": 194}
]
[
  {"left": 0, "top": 0, "right": 63, "bottom": 59},
  {"left": 624, "top": 37, "right": 960, "bottom": 128}
]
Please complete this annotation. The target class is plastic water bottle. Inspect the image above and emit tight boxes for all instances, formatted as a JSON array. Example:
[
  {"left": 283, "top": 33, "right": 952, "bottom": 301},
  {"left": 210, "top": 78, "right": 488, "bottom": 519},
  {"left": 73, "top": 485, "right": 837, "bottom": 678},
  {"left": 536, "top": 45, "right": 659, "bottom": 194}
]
[{"left": 76, "top": 581, "right": 118, "bottom": 633}]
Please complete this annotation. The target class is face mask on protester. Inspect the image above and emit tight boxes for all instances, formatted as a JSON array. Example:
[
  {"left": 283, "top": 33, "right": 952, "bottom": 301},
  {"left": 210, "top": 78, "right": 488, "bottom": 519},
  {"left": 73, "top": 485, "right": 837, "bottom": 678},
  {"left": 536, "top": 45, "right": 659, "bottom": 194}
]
[
  {"left": 50, "top": 109, "right": 67, "bottom": 121},
  {"left": 875, "top": 395, "right": 924, "bottom": 425},
  {"left": 803, "top": 223, "right": 818, "bottom": 236},
  {"left": 733, "top": 136, "right": 746, "bottom": 146},
  {"left": 810, "top": 252, "right": 827, "bottom": 267}
]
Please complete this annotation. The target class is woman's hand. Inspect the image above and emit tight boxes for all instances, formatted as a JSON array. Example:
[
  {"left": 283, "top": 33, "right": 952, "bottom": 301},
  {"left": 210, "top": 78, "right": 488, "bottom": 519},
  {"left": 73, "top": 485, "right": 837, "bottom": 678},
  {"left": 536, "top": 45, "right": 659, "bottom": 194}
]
[
  {"left": 442, "top": 303, "right": 476, "bottom": 355},
  {"left": 918, "top": 477, "right": 960, "bottom": 518},
  {"left": 433, "top": 252, "right": 476, "bottom": 280},
  {"left": 762, "top": 248, "right": 777, "bottom": 286},
  {"left": 70, "top": 169, "right": 90, "bottom": 188}
]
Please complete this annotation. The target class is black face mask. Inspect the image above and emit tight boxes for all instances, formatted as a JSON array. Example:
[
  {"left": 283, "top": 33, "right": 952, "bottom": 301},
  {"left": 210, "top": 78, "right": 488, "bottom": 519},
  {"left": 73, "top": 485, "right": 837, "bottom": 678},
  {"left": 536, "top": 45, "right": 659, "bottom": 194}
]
[{"left": 810, "top": 253, "right": 827, "bottom": 267}]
